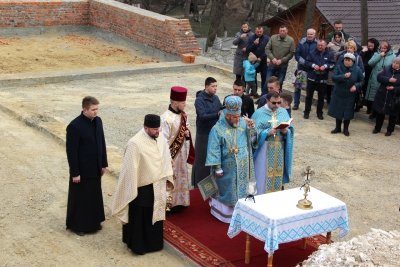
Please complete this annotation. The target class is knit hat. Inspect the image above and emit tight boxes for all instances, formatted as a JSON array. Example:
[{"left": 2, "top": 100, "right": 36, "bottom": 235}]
[
  {"left": 170, "top": 86, "right": 187, "bottom": 101},
  {"left": 344, "top": 53, "right": 355, "bottom": 61},
  {"left": 225, "top": 96, "right": 242, "bottom": 115},
  {"left": 144, "top": 114, "right": 160, "bottom": 128},
  {"left": 248, "top": 52, "right": 257, "bottom": 63}
]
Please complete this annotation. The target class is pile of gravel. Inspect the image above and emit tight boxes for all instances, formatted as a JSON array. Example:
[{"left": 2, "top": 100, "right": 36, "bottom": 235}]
[{"left": 297, "top": 229, "right": 400, "bottom": 267}]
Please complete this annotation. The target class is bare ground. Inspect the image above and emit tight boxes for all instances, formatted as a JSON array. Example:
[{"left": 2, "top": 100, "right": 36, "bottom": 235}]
[{"left": 0, "top": 33, "right": 399, "bottom": 266}]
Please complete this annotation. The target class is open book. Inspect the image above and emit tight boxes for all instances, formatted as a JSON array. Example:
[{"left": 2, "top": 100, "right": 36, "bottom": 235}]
[{"left": 274, "top": 118, "right": 294, "bottom": 130}]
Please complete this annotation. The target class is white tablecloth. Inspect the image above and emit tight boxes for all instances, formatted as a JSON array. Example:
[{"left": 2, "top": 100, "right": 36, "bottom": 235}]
[{"left": 227, "top": 187, "right": 349, "bottom": 255}]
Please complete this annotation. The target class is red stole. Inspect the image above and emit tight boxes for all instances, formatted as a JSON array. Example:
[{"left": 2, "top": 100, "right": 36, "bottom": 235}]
[{"left": 169, "top": 111, "right": 195, "bottom": 165}]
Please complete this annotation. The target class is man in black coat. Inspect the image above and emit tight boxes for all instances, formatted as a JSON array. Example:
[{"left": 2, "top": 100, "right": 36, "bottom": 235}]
[
  {"left": 223, "top": 79, "right": 255, "bottom": 118},
  {"left": 66, "top": 96, "right": 108, "bottom": 236},
  {"left": 246, "top": 26, "right": 270, "bottom": 97}
]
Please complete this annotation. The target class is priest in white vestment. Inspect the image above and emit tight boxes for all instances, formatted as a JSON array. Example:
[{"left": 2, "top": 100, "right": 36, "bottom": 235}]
[{"left": 112, "top": 114, "right": 174, "bottom": 255}]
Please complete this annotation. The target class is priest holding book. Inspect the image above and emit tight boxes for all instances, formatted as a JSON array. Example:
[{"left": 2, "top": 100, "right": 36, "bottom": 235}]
[{"left": 251, "top": 91, "right": 294, "bottom": 194}]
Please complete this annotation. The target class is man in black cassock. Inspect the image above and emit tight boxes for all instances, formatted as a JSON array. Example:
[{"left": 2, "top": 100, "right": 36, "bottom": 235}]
[{"left": 66, "top": 96, "right": 108, "bottom": 236}]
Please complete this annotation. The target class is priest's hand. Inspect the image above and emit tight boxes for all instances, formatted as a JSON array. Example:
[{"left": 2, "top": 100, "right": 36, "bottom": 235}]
[
  {"left": 185, "top": 129, "right": 190, "bottom": 137},
  {"left": 101, "top": 168, "right": 106, "bottom": 176},
  {"left": 268, "top": 128, "right": 277, "bottom": 136},
  {"left": 72, "top": 175, "right": 81, "bottom": 183},
  {"left": 215, "top": 170, "right": 224, "bottom": 178},
  {"left": 243, "top": 116, "right": 255, "bottom": 128},
  {"left": 280, "top": 128, "right": 288, "bottom": 135}
]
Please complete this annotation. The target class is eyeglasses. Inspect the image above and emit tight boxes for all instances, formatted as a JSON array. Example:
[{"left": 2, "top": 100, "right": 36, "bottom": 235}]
[{"left": 270, "top": 101, "right": 281, "bottom": 105}]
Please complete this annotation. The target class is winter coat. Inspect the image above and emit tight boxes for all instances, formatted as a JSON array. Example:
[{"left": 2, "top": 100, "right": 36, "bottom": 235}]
[
  {"left": 246, "top": 34, "right": 270, "bottom": 63},
  {"left": 328, "top": 60, "right": 364, "bottom": 120},
  {"left": 295, "top": 37, "right": 318, "bottom": 71},
  {"left": 243, "top": 60, "right": 260, "bottom": 82},
  {"left": 337, "top": 52, "right": 365, "bottom": 73},
  {"left": 365, "top": 49, "right": 395, "bottom": 101},
  {"left": 305, "top": 48, "right": 335, "bottom": 82},
  {"left": 232, "top": 29, "right": 254, "bottom": 75},
  {"left": 359, "top": 38, "right": 379, "bottom": 80},
  {"left": 326, "top": 39, "right": 345, "bottom": 85},
  {"left": 325, "top": 30, "right": 350, "bottom": 45},
  {"left": 265, "top": 34, "right": 295, "bottom": 68},
  {"left": 194, "top": 90, "right": 222, "bottom": 134},
  {"left": 372, "top": 65, "right": 400, "bottom": 116}
]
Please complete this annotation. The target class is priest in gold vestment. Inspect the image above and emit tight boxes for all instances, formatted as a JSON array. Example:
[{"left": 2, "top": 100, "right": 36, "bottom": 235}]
[
  {"left": 160, "top": 86, "right": 195, "bottom": 215},
  {"left": 112, "top": 114, "right": 174, "bottom": 255}
]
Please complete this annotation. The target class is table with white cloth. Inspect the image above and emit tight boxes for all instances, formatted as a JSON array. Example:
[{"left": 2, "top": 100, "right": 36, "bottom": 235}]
[{"left": 227, "top": 187, "right": 349, "bottom": 266}]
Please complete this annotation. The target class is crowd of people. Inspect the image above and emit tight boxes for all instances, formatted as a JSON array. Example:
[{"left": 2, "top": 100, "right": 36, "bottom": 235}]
[
  {"left": 63, "top": 19, "right": 400, "bottom": 258},
  {"left": 233, "top": 20, "right": 400, "bottom": 136}
]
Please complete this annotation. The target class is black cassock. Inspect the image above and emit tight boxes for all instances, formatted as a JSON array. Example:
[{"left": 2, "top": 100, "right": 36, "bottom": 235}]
[
  {"left": 66, "top": 113, "right": 108, "bottom": 232},
  {"left": 123, "top": 184, "right": 164, "bottom": 255}
]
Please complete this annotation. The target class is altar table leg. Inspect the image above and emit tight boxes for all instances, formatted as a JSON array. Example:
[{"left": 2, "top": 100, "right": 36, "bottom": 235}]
[
  {"left": 326, "top": 232, "right": 332, "bottom": 244},
  {"left": 301, "top": 237, "right": 307, "bottom": 249},
  {"left": 267, "top": 254, "right": 273, "bottom": 267},
  {"left": 245, "top": 234, "right": 251, "bottom": 264}
]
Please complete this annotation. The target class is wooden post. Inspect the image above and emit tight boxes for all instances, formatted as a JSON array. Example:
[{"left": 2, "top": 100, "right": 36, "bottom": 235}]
[
  {"left": 326, "top": 232, "right": 332, "bottom": 244},
  {"left": 301, "top": 237, "right": 307, "bottom": 249},
  {"left": 245, "top": 234, "right": 251, "bottom": 264},
  {"left": 267, "top": 254, "right": 274, "bottom": 267}
]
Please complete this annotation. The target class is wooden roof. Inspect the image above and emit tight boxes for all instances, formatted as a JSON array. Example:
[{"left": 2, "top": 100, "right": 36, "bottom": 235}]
[{"left": 261, "top": 0, "right": 400, "bottom": 44}]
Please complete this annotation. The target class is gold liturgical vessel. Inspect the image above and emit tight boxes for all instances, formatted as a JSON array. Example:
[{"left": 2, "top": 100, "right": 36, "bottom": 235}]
[{"left": 297, "top": 166, "right": 314, "bottom": 210}]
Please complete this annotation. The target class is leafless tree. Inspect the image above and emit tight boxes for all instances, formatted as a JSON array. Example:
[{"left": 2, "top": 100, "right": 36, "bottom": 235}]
[
  {"left": 360, "top": 0, "right": 368, "bottom": 45},
  {"left": 302, "top": 0, "right": 317, "bottom": 37},
  {"left": 205, "top": 0, "right": 228, "bottom": 51},
  {"left": 184, "top": 0, "right": 191, "bottom": 17}
]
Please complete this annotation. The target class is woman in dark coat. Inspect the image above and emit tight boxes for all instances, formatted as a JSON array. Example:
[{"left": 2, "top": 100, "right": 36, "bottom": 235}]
[
  {"left": 232, "top": 21, "right": 254, "bottom": 81},
  {"left": 372, "top": 57, "right": 400, "bottom": 136},
  {"left": 328, "top": 53, "right": 364, "bottom": 136},
  {"left": 359, "top": 38, "right": 379, "bottom": 112}
]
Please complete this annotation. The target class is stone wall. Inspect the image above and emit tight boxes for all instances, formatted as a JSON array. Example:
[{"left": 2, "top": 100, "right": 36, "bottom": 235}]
[
  {"left": 0, "top": 0, "right": 89, "bottom": 28},
  {"left": 0, "top": 0, "right": 200, "bottom": 57},
  {"left": 89, "top": 0, "right": 200, "bottom": 57}
]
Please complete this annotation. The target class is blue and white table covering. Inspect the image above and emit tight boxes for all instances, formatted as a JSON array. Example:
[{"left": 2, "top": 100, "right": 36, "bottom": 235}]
[{"left": 227, "top": 187, "right": 349, "bottom": 255}]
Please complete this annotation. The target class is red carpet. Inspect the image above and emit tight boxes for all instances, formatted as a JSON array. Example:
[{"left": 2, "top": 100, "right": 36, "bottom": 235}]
[{"left": 164, "top": 189, "right": 328, "bottom": 267}]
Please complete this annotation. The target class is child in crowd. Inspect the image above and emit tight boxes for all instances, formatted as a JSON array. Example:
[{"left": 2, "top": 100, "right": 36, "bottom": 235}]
[
  {"left": 243, "top": 52, "right": 259, "bottom": 95},
  {"left": 280, "top": 92, "right": 293, "bottom": 117}
]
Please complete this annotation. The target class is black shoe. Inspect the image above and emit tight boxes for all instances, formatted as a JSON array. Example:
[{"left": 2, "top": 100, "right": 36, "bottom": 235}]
[
  {"left": 372, "top": 129, "right": 380, "bottom": 134},
  {"left": 255, "top": 99, "right": 260, "bottom": 104},
  {"left": 354, "top": 107, "right": 360, "bottom": 112},
  {"left": 317, "top": 115, "right": 324, "bottom": 120},
  {"left": 98, "top": 225, "right": 103, "bottom": 230},
  {"left": 366, "top": 109, "right": 372, "bottom": 114},
  {"left": 253, "top": 93, "right": 260, "bottom": 99},
  {"left": 303, "top": 114, "right": 309, "bottom": 119},
  {"left": 331, "top": 128, "right": 341, "bottom": 134},
  {"left": 343, "top": 130, "right": 350, "bottom": 136},
  {"left": 292, "top": 104, "right": 299, "bottom": 110},
  {"left": 385, "top": 132, "right": 392, "bottom": 136},
  {"left": 249, "top": 92, "right": 254, "bottom": 96},
  {"left": 75, "top": 231, "right": 85, "bottom": 236},
  {"left": 369, "top": 114, "right": 376, "bottom": 120}
]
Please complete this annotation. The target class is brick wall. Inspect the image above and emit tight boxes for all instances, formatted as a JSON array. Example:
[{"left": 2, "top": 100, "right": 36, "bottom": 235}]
[
  {"left": 0, "top": 0, "right": 90, "bottom": 28},
  {"left": 0, "top": 0, "right": 200, "bottom": 56},
  {"left": 89, "top": 0, "right": 200, "bottom": 56}
]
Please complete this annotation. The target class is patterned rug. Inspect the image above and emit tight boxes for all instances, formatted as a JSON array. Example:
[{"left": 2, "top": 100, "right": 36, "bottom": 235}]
[{"left": 164, "top": 189, "right": 330, "bottom": 267}]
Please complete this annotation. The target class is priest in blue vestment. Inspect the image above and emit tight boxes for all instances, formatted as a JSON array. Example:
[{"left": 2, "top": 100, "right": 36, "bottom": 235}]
[
  {"left": 205, "top": 96, "right": 255, "bottom": 223},
  {"left": 251, "top": 91, "right": 294, "bottom": 194}
]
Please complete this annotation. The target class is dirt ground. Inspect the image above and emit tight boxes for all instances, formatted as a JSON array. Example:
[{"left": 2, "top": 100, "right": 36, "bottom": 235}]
[
  {"left": 0, "top": 33, "right": 399, "bottom": 266},
  {"left": 0, "top": 34, "right": 162, "bottom": 74}
]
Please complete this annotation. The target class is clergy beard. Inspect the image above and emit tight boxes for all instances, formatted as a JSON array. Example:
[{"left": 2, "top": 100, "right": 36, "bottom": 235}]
[
  {"left": 228, "top": 122, "right": 238, "bottom": 128},
  {"left": 148, "top": 132, "right": 159, "bottom": 139}
]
